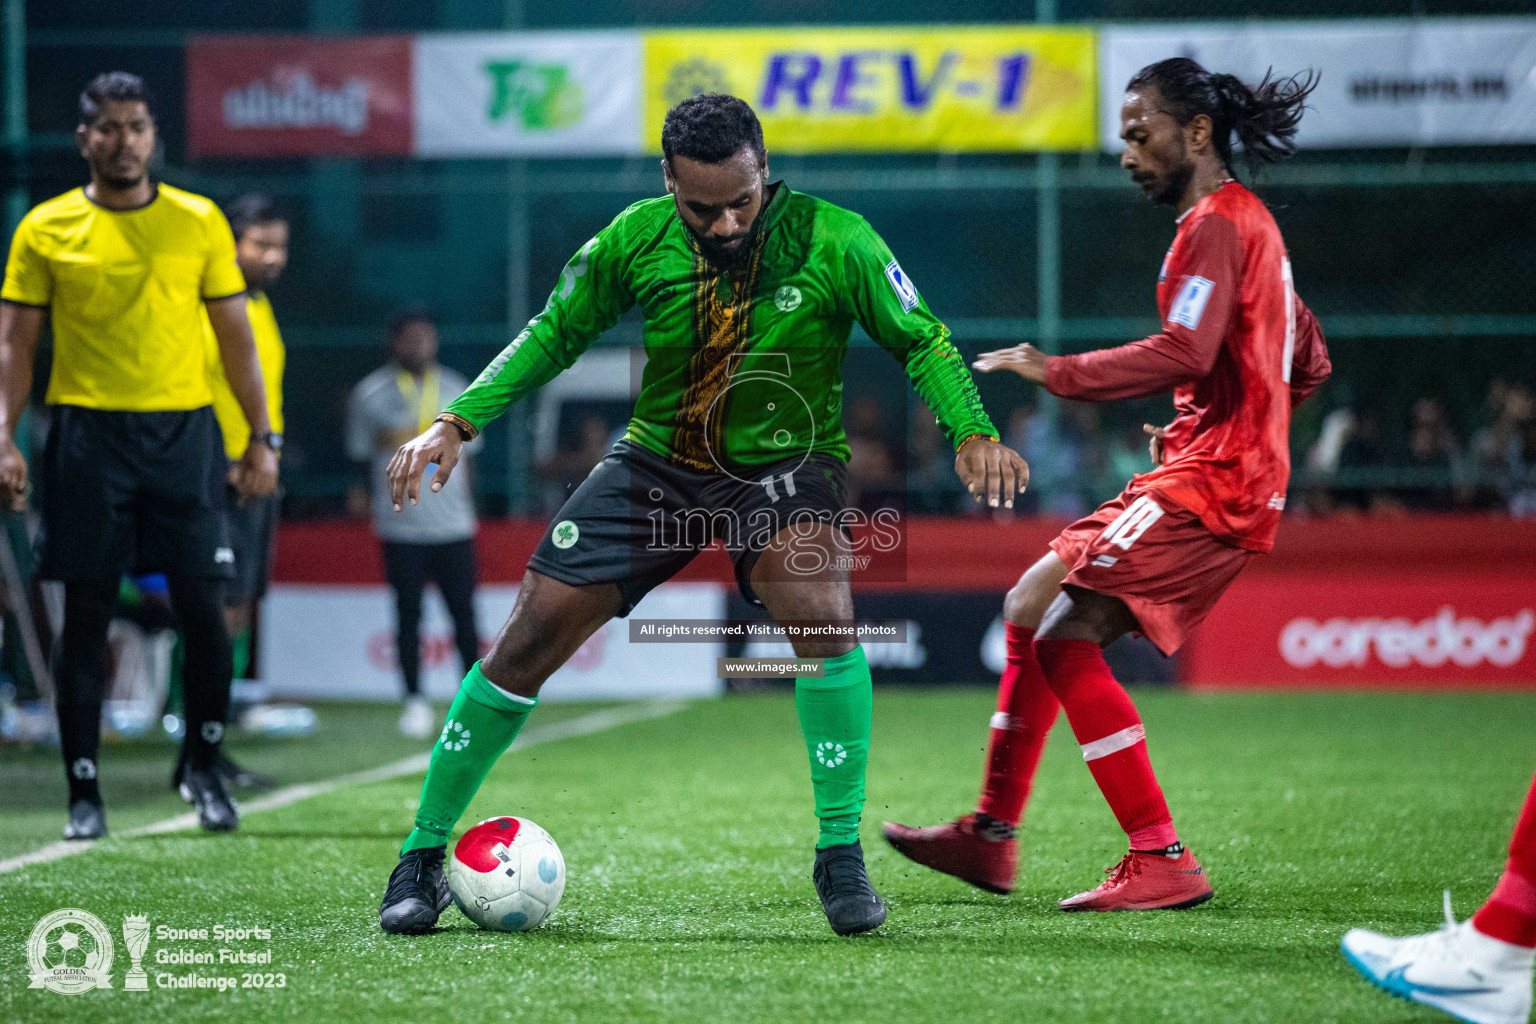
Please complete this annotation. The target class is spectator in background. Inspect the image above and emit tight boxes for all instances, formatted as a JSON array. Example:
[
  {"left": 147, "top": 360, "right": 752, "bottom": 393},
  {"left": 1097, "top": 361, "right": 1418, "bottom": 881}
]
[
  {"left": 906, "top": 400, "right": 965, "bottom": 513},
  {"left": 535, "top": 414, "right": 616, "bottom": 514},
  {"left": 844, "top": 396, "right": 900, "bottom": 512},
  {"left": 1400, "top": 396, "right": 1460, "bottom": 511},
  {"left": 346, "top": 312, "right": 481, "bottom": 739},
  {"left": 1334, "top": 406, "right": 1391, "bottom": 512},
  {"left": 1003, "top": 401, "right": 1092, "bottom": 518},
  {"left": 1473, "top": 380, "right": 1536, "bottom": 515}
]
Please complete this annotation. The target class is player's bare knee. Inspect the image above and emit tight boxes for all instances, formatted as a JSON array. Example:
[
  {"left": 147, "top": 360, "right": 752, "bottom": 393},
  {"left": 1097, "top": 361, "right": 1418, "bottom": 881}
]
[{"left": 1005, "top": 555, "right": 1068, "bottom": 628}]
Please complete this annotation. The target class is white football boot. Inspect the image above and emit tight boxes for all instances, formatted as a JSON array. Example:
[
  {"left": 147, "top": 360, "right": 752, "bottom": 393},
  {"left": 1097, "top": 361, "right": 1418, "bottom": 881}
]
[
  {"left": 398, "top": 695, "right": 436, "bottom": 740},
  {"left": 1342, "top": 891, "right": 1534, "bottom": 1024}
]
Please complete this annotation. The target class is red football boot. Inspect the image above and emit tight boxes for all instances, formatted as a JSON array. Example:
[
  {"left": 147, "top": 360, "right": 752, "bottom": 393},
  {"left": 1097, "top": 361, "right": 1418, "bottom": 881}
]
[
  {"left": 1059, "top": 847, "right": 1214, "bottom": 912},
  {"left": 882, "top": 814, "right": 1017, "bottom": 894}
]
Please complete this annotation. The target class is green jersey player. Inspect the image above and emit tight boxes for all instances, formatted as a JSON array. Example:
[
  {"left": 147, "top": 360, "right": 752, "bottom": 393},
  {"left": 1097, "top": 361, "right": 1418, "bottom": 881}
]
[{"left": 377, "top": 95, "right": 1029, "bottom": 937}]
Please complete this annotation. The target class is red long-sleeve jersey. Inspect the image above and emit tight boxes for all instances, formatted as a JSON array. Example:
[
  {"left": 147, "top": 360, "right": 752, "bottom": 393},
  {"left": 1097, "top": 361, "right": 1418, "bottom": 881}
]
[{"left": 1045, "top": 181, "right": 1331, "bottom": 552}]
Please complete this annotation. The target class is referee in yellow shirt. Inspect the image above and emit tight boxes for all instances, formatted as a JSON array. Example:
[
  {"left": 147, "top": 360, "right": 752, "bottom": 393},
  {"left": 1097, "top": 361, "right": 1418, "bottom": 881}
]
[{"left": 0, "top": 73, "right": 278, "bottom": 839}]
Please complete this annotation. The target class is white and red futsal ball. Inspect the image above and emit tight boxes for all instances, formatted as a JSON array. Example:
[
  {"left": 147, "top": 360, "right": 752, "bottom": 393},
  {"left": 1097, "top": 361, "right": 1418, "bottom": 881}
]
[{"left": 446, "top": 816, "right": 566, "bottom": 931}]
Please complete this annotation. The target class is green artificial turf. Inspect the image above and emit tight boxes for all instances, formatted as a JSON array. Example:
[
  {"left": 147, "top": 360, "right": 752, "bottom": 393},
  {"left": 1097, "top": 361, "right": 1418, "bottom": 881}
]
[{"left": 3, "top": 689, "right": 1532, "bottom": 1023}]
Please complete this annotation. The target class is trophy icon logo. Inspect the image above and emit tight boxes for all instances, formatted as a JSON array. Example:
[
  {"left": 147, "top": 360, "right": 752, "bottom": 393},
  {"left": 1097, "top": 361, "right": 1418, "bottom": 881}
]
[{"left": 122, "top": 914, "right": 150, "bottom": 991}]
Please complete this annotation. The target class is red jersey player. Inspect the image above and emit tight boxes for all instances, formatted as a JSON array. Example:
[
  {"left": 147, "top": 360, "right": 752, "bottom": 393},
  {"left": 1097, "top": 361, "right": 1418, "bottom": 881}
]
[{"left": 885, "top": 57, "right": 1329, "bottom": 912}]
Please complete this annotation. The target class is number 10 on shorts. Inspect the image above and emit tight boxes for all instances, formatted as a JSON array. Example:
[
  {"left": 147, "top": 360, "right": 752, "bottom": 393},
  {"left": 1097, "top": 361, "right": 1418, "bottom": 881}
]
[{"left": 1099, "top": 496, "right": 1164, "bottom": 551}]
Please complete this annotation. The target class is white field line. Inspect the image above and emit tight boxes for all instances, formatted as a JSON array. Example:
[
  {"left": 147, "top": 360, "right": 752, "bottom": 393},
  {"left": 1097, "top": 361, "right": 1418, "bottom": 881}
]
[{"left": 0, "top": 699, "right": 689, "bottom": 876}]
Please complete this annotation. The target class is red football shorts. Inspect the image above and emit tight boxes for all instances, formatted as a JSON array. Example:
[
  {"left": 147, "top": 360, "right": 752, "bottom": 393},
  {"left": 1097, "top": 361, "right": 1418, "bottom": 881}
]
[{"left": 1048, "top": 488, "right": 1254, "bottom": 656}]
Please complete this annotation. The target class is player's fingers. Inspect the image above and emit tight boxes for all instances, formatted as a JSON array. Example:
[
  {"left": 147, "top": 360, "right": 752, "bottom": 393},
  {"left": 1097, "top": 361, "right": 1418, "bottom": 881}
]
[
  {"left": 999, "top": 453, "right": 1017, "bottom": 509},
  {"left": 387, "top": 448, "right": 411, "bottom": 510},
  {"left": 1013, "top": 452, "right": 1030, "bottom": 494},
  {"left": 429, "top": 450, "right": 456, "bottom": 493},
  {"left": 985, "top": 450, "right": 1003, "bottom": 508},
  {"left": 404, "top": 450, "right": 430, "bottom": 505}
]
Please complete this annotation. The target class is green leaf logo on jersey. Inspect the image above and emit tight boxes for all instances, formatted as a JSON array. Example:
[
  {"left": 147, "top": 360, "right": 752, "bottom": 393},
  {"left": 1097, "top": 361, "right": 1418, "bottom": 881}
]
[
  {"left": 552, "top": 520, "right": 580, "bottom": 549},
  {"left": 773, "top": 285, "right": 802, "bottom": 312}
]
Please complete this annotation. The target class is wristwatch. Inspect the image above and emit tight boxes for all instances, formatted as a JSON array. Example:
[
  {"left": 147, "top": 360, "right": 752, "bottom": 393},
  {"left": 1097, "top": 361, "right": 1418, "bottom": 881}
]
[{"left": 250, "top": 431, "right": 284, "bottom": 453}]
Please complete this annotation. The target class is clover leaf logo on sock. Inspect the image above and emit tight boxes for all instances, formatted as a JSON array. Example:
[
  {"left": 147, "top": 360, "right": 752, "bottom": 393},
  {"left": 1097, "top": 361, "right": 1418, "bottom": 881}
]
[
  {"left": 440, "top": 720, "right": 472, "bottom": 752},
  {"left": 815, "top": 742, "right": 846, "bottom": 767}
]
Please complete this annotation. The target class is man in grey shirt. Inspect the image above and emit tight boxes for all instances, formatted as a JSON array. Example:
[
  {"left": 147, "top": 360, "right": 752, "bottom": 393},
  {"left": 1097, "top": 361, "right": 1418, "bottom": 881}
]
[{"left": 346, "top": 311, "right": 481, "bottom": 738}]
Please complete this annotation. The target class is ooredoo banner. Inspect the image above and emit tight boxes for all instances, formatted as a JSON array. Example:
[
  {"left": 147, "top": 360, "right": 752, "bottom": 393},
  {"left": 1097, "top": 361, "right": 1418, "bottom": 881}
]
[
  {"left": 186, "top": 36, "right": 415, "bottom": 157},
  {"left": 1183, "top": 575, "right": 1536, "bottom": 687},
  {"left": 1100, "top": 18, "right": 1536, "bottom": 149},
  {"left": 413, "top": 32, "right": 643, "bottom": 157},
  {"left": 645, "top": 26, "right": 1097, "bottom": 153}
]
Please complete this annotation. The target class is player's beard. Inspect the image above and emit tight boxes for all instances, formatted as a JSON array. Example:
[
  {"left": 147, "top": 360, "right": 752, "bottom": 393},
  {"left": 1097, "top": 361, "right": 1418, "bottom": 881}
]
[
  {"left": 1150, "top": 158, "right": 1195, "bottom": 208},
  {"left": 90, "top": 152, "right": 149, "bottom": 192},
  {"left": 686, "top": 219, "right": 759, "bottom": 273}
]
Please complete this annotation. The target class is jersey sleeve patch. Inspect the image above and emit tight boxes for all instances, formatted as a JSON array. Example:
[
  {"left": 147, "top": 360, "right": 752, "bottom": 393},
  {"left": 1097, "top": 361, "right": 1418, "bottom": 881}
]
[
  {"left": 884, "top": 260, "right": 920, "bottom": 313},
  {"left": 1167, "top": 275, "right": 1214, "bottom": 330}
]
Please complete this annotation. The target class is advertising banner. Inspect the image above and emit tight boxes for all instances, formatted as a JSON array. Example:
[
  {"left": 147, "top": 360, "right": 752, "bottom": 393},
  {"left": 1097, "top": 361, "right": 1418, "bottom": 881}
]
[
  {"left": 261, "top": 582, "right": 725, "bottom": 701},
  {"left": 186, "top": 36, "right": 414, "bottom": 157},
  {"left": 413, "top": 32, "right": 642, "bottom": 157},
  {"left": 1100, "top": 18, "right": 1536, "bottom": 149},
  {"left": 1183, "top": 575, "right": 1536, "bottom": 687},
  {"left": 645, "top": 26, "right": 1097, "bottom": 153}
]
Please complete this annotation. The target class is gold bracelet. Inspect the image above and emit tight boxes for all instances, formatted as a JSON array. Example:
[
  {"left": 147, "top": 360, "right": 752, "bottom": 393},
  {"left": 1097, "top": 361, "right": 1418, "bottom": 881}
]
[
  {"left": 435, "top": 413, "right": 479, "bottom": 441},
  {"left": 955, "top": 432, "right": 999, "bottom": 453}
]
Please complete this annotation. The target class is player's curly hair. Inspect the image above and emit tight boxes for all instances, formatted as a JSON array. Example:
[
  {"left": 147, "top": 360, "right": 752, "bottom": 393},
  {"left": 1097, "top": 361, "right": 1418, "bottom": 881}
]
[
  {"left": 1128, "top": 58, "right": 1318, "bottom": 177},
  {"left": 661, "top": 94, "right": 765, "bottom": 166},
  {"left": 79, "top": 71, "right": 153, "bottom": 127}
]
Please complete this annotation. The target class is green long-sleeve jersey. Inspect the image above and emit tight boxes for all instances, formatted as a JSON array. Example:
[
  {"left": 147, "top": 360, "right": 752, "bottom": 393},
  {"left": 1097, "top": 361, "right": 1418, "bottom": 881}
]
[{"left": 446, "top": 181, "right": 997, "bottom": 471}]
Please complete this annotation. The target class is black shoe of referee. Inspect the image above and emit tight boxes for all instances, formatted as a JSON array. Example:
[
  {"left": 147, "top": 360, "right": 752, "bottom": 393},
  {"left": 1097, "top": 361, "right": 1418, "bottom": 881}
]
[
  {"left": 179, "top": 767, "right": 239, "bottom": 832},
  {"left": 64, "top": 799, "right": 108, "bottom": 841},
  {"left": 379, "top": 847, "right": 452, "bottom": 934},
  {"left": 173, "top": 752, "right": 275, "bottom": 793},
  {"left": 813, "top": 841, "right": 888, "bottom": 936}
]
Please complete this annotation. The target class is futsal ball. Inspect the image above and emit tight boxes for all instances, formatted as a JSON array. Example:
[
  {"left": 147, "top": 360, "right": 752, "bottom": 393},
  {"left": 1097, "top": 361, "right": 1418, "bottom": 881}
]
[{"left": 446, "top": 816, "right": 566, "bottom": 931}]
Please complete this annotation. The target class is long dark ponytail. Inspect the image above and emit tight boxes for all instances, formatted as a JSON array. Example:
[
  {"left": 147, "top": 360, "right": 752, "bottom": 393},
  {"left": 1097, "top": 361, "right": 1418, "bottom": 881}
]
[{"left": 1127, "top": 57, "right": 1319, "bottom": 177}]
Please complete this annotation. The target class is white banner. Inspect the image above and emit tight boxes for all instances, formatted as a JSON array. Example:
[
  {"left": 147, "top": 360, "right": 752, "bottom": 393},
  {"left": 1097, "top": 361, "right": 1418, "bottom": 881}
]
[
  {"left": 1101, "top": 18, "right": 1536, "bottom": 149},
  {"left": 413, "top": 31, "right": 642, "bottom": 156},
  {"left": 260, "top": 582, "right": 725, "bottom": 701}
]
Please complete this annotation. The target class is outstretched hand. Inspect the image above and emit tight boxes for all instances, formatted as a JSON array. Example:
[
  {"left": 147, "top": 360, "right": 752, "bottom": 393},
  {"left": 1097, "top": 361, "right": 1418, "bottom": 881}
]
[
  {"left": 387, "top": 421, "right": 464, "bottom": 511},
  {"left": 954, "top": 438, "right": 1029, "bottom": 510},
  {"left": 972, "top": 343, "right": 1048, "bottom": 384}
]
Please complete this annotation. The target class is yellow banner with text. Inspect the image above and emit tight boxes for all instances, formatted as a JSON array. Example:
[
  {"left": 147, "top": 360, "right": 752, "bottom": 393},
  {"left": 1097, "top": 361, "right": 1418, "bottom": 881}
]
[{"left": 644, "top": 26, "right": 1097, "bottom": 153}]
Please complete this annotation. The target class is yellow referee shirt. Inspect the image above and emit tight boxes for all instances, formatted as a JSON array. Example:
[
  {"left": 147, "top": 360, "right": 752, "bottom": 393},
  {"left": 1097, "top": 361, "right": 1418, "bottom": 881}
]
[
  {"left": 207, "top": 291, "right": 284, "bottom": 460},
  {"left": 1, "top": 184, "right": 246, "bottom": 411}
]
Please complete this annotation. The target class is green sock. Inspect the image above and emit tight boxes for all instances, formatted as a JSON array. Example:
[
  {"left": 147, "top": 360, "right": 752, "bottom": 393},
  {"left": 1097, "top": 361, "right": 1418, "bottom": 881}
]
[
  {"left": 795, "top": 647, "right": 873, "bottom": 850},
  {"left": 231, "top": 627, "right": 251, "bottom": 680},
  {"left": 401, "top": 662, "right": 537, "bottom": 854}
]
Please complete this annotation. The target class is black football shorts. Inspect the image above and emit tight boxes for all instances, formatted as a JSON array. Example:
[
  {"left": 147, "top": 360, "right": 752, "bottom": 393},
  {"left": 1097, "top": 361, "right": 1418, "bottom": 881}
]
[
  {"left": 527, "top": 440, "right": 849, "bottom": 616},
  {"left": 39, "top": 405, "right": 233, "bottom": 582}
]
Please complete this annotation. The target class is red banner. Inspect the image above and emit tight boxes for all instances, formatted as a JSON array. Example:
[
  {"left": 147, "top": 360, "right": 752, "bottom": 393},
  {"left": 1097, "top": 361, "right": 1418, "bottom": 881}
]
[
  {"left": 1184, "top": 574, "right": 1536, "bottom": 688},
  {"left": 186, "top": 35, "right": 414, "bottom": 157}
]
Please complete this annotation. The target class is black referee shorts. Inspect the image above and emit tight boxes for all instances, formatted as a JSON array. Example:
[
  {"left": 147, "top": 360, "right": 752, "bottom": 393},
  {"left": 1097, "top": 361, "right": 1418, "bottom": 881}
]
[
  {"left": 527, "top": 439, "right": 850, "bottom": 616},
  {"left": 39, "top": 405, "right": 233, "bottom": 582},
  {"left": 225, "top": 485, "right": 280, "bottom": 605}
]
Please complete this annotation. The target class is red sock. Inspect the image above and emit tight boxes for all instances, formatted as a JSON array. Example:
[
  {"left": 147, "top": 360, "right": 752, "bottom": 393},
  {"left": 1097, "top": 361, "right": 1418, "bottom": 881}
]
[
  {"left": 976, "top": 624, "right": 1060, "bottom": 827},
  {"left": 1473, "top": 772, "right": 1536, "bottom": 948},
  {"left": 1034, "top": 637, "right": 1178, "bottom": 851}
]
